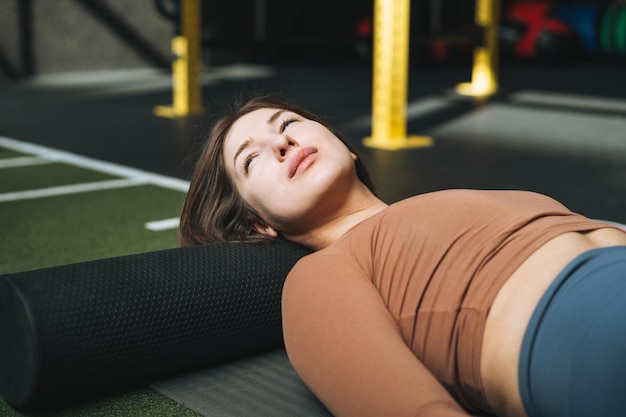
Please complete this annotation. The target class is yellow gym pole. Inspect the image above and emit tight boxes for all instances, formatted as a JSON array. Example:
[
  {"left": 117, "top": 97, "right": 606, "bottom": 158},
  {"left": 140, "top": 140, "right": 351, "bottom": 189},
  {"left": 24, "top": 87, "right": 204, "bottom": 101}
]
[
  {"left": 456, "top": 0, "right": 499, "bottom": 97},
  {"left": 364, "top": 0, "right": 433, "bottom": 150},
  {"left": 154, "top": 0, "right": 204, "bottom": 118}
]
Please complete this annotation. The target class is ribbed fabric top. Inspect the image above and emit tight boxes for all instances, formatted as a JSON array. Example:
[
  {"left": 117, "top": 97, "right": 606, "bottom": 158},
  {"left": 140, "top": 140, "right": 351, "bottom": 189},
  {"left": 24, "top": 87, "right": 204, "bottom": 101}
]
[{"left": 285, "top": 190, "right": 610, "bottom": 414}]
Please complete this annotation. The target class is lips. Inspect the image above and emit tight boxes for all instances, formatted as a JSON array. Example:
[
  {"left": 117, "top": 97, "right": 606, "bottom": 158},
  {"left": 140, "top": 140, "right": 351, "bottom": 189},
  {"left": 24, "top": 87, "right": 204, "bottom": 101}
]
[{"left": 288, "top": 147, "right": 318, "bottom": 178}]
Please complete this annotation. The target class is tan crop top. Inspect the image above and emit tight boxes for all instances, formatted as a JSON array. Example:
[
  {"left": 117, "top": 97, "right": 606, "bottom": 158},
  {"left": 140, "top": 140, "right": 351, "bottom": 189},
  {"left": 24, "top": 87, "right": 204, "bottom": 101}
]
[{"left": 282, "top": 190, "right": 611, "bottom": 416}]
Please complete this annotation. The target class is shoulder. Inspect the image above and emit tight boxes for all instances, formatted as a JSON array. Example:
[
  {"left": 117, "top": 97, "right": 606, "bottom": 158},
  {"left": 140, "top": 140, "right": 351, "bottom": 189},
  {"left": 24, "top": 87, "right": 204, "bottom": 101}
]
[
  {"left": 287, "top": 249, "right": 363, "bottom": 281},
  {"left": 283, "top": 248, "right": 370, "bottom": 298}
]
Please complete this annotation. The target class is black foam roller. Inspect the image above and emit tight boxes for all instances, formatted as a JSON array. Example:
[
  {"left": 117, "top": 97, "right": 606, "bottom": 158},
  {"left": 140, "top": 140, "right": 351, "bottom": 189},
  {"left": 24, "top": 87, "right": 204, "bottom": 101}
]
[{"left": 0, "top": 239, "right": 311, "bottom": 411}]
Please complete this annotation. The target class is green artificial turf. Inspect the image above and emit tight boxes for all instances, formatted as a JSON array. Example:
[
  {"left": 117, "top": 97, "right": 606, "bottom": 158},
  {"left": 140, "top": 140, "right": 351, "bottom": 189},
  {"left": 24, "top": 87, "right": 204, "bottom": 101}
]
[
  {"left": 0, "top": 149, "right": 25, "bottom": 159},
  {"left": 0, "top": 185, "right": 185, "bottom": 274},
  {"left": 0, "top": 151, "right": 202, "bottom": 416},
  {"left": 0, "top": 163, "right": 117, "bottom": 194}
]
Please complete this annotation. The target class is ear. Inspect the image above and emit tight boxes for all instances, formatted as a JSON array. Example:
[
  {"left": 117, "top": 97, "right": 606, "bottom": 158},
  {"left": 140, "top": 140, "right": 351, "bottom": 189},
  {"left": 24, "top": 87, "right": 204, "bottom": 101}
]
[
  {"left": 252, "top": 221, "right": 279, "bottom": 238},
  {"left": 351, "top": 152, "right": 358, "bottom": 161}
]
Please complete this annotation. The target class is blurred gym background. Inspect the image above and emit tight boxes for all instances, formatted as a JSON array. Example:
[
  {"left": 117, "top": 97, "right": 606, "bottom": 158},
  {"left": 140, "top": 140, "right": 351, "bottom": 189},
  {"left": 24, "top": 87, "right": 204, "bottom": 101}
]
[{"left": 1, "top": 0, "right": 624, "bottom": 80}]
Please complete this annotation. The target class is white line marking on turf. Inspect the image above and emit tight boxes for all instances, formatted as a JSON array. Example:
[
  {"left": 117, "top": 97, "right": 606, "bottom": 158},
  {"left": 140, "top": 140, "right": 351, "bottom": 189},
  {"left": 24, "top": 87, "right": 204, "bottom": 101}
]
[
  {"left": 0, "top": 156, "right": 53, "bottom": 169},
  {"left": 0, "top": 178, "right": 147, "bottom": 202},
  {"left": 0, "top": 136, "right": 190, "bottom": 192},
  {"left": 145, "top": 217, "right": 180, "bottom": 231}
]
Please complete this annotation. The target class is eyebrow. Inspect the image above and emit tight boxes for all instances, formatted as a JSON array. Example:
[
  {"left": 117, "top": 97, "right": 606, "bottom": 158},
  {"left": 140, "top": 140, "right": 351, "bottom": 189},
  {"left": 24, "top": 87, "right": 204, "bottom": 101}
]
[
  {"left": 267, "top": 109, "right": 286, "bottom": 125},
  {"left": 232, "top": 110, "right": 287, "bottom": 171}
]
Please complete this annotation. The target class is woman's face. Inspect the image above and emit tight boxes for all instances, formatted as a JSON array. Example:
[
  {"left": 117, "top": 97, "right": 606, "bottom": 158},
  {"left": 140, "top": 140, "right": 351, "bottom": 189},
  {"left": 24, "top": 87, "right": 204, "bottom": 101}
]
[{"left": 223, "top": 107, "right": 359, "bottom": 236}]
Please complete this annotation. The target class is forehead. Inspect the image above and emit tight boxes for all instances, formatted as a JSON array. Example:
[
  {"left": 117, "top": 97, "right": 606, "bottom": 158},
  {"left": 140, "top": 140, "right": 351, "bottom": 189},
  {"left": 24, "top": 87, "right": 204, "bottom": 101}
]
[
  {"left": 224, "top": 108, "right": 279, "bottom": 151},
  {"left": 233, "top": 107, "right": 280, "bottom": 133}
]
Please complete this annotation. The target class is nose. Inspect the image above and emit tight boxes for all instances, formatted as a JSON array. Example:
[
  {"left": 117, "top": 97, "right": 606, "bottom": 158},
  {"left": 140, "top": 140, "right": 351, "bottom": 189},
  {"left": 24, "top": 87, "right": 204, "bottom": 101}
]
[{"left": 271, "top": 134, "right": 297, "bottom": 160}]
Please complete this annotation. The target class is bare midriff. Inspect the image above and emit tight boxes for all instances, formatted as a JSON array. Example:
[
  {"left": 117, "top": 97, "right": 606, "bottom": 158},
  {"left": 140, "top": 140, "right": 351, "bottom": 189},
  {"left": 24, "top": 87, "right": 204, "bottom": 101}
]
[{"left": 481, "top": 228, "right": 626, "bottom": 417}]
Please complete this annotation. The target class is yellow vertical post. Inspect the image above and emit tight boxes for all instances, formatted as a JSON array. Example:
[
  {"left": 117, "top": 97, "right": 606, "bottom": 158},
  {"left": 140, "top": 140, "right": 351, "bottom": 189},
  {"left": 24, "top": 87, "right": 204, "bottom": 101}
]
[
  {"left": 364, "top": 0, "right": 432, "bottom": 150},
  {"left": 154, "top": 0, "right": 204, "bottom": 118},
  {"left": 456, "top": 0, "right": 499, "bottom": 97}
]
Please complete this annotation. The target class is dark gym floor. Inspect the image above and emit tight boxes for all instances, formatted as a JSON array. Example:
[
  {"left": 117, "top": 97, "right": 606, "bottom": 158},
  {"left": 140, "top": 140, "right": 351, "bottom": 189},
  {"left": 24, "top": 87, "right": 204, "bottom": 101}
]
[{"left": 1, "top": 59, "right": 625, "bottom": 225}]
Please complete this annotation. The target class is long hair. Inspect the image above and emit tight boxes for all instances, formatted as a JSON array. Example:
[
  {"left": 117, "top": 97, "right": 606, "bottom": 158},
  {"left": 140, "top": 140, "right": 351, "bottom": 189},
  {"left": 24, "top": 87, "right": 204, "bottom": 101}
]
[{"left": 178, "top": 96, "right": 376, "bottom": 246}]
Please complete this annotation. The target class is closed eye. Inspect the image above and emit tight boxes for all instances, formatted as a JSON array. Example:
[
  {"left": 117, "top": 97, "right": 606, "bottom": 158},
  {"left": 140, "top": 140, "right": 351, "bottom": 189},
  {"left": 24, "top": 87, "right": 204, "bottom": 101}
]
[
  {"left": 280, "top": 117, "right": 298, "bottom": 133},
  {"left": 243, "top": 153, "right": 257, "bottom": 175}
]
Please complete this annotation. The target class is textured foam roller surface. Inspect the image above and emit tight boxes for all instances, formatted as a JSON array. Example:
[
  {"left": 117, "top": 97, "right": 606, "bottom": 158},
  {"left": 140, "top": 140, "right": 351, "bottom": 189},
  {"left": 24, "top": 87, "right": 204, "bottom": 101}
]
[{"left": 0, "top": 239, "right": 311, "bottom": 411}]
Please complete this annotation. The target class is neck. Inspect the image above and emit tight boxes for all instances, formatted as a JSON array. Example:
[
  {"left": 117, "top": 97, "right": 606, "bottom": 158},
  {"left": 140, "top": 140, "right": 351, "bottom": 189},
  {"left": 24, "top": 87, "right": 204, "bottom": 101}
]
[{"left": 284, "top": 191, "right": 388, "bottom": 251}]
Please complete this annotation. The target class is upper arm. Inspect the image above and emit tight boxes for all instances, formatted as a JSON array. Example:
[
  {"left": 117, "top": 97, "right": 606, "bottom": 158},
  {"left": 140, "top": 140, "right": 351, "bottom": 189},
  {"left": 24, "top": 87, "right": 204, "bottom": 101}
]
[{"left": 282, "top": 258, "right": 470, "bottom": 417}]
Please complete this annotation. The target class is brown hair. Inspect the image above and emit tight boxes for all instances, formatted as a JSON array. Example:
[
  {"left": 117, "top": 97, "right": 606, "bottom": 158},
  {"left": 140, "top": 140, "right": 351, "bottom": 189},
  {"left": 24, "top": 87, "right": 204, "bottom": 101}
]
[{"left": 178, "top": 96, "right": 376, "bottom": 246}]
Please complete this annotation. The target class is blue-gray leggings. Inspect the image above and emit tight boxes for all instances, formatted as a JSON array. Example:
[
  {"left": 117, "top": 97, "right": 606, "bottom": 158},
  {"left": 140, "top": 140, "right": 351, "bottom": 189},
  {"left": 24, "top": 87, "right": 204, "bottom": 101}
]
[{"left": 519, "top": 246, "right": 626, "bottom": 417}]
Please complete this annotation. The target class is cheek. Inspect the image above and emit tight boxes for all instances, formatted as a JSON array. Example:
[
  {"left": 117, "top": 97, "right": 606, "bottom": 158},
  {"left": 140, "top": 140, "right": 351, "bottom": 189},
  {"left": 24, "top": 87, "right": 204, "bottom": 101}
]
[
  {"left": 240, "top": 175, "right": 276, "bottom": 211},
  {"left": 246, "top": 180, "right": 296, "bottom": 216}
]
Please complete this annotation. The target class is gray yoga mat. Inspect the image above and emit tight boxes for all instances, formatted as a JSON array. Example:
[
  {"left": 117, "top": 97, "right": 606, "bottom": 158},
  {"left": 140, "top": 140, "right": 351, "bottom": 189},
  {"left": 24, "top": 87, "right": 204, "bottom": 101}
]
[
  {"left": 152, "top": 349, "right": 333, "bottom": 417},
  {"left": 151, "top": 349, "right": 496, "bottom": 417}
]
